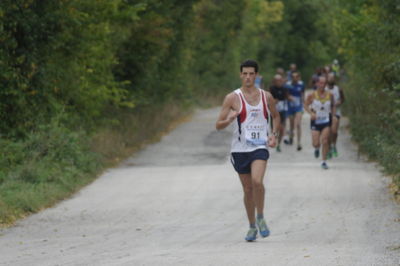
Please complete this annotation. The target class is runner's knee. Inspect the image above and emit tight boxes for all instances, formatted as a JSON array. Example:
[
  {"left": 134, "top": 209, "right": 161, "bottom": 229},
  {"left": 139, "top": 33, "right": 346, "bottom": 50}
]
[
  {"left": 243, "top": 185, "right": 253, "bottom": 195},
  {"left": 252, "top": 179, "right": 264, "bottom": 190}
]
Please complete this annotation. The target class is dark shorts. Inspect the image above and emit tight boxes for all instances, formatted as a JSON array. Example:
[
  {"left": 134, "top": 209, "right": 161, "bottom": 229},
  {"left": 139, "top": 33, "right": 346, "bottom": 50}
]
[
  {"left": 310, "top": 120, "right": 330, "bottom": 132},
  {"left": 230, "top": 149, "right": 269, "bottom": 174},
  {"left": 279, "top": 111, "right": 287, "bottom": 123}
]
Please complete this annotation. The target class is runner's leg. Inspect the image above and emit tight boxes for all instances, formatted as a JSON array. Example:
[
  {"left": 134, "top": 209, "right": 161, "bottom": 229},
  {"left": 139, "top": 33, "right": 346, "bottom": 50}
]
[
  {"left": 238, "top": 173, "right": 255, "bottom": 225},
  {"left": 295, "top": 112, "right": 303, "bottom": 148},
  {"left": 321, "top": 126, "right": 331, "bottom": 161},
  {"left": 312, "top": 130, "right": 321, "bottom": 149},
  {"left": 250, "top": 159, "right": 267, "bottom": 216},
  {"left": 278, "top": 113, "right": 286, "bottom": 145},
  {"left": 250, "top": 159, "right": 270, "bottom": 237},
  {"left": 289, "top": 115, "right": 294, "bottom": 143},
  {"left": 331, "top": 116, "right": 339, "bottom": 146}
]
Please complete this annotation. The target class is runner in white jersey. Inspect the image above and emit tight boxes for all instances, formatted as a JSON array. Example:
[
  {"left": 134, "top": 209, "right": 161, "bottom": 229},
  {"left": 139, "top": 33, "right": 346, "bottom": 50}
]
[
  {"left": 304, "top": 76, "right": 336, "bottom": 169},
  {"left": 326, "top": 73, "right": 345, "bottom": 157},
  {"left": 216, "top": 59, "right": 280, "bottom": 242}
]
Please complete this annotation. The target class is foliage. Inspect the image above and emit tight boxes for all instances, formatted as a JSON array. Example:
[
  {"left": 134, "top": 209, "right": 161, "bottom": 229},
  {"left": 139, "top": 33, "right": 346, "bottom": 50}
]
[
  {"left": 331, "top": 0, "right": 400, "bottom": 179},
  {"left": 1, "top": 0, "right": 399, "bottom": 224}
]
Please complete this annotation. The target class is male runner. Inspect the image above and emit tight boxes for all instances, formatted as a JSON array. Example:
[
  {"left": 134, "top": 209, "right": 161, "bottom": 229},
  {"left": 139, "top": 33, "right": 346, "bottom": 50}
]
[
  {"left": 216, "top": 59, "right": 280, "bottom": 241},
  {"left": 326, "top": 73, "right": 345, "bottom": 157},
  {"left": 269, "top": 74, "right": 289, "bottom": 152},
  {"left": 286, "top": 63, "right": 297, "bottom": 82},
  {"left": 285, "top": 71, "right": 305, "bottom": 150},
  {"left": 255, "top": 73, "right": 264, "bottom": 89},
  {"left": 304, "top": 76, "right": 336, "bottom": 169}
]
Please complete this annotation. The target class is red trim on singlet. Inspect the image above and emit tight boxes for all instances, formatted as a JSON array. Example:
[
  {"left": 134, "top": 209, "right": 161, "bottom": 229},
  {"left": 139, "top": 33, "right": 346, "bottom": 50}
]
[
  {"left": 238, "top": 93, "right": 247, "bottom": 123},
  {"left": 261, "top": 90, "right": 268, "bottom": 119}
]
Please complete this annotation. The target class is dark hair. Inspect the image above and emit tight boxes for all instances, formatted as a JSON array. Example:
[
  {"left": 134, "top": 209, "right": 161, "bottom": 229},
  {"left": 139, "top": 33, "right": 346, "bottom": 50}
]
[{"left": 240, "top": 59, "right": 258, "bottom": 73}]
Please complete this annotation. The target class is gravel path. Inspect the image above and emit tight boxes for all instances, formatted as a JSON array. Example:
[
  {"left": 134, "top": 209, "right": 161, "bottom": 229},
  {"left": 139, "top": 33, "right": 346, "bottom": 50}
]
[{"left": 0, "top": 107, "right": 399, "bottom": 266}]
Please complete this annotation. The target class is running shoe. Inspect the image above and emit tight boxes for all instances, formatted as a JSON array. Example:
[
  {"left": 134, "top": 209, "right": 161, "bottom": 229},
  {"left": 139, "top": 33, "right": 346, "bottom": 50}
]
[
  {"left": 256, "top": 218, "right": 270, "bottom": 238},
  {"left": 314, "top": 149, "right": 320, "bottom": 158},
  {"left": 245, "top": 228, "right": 258, "bottom": 242},
  {"left": 332, "top": 147, "right": 338, "bottom": 157},
  {"left": 283, "top": 137, "right": 293, "bottom": 145},
  {"left": 297, "top": 145, "right": 302, "bottom": 151},
  {"left": 321, "top": 162, "right": 329, "bottom": 170},
  {"left": 327, "top": 149, "right": 332, "bottom": 159},
  {"left": 277, "top": 145, "right": 281, "bottom": 152}
]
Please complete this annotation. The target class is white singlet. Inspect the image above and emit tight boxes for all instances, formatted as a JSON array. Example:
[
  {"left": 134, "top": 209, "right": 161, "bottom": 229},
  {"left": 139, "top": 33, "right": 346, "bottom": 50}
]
[
  {"left": 326, "top": 85, "right": 341, "bottom": 116},
  {"left": 231, "top": 88, "right": 270, "bottom": 153},
  {"left": 311, "top": 91, "right": 332, "bottom": 125}
]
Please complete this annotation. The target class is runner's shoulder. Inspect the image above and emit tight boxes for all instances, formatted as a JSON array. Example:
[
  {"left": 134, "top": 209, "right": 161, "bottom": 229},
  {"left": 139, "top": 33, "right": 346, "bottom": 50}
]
[{"left": 223, "top": 91, "right": 239, "bottom": 105}]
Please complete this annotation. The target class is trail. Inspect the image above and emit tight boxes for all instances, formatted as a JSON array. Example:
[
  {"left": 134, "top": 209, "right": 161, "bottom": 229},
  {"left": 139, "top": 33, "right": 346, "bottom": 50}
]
[{"left": 0, "top": 107, "right": 399, "bottom": 266}]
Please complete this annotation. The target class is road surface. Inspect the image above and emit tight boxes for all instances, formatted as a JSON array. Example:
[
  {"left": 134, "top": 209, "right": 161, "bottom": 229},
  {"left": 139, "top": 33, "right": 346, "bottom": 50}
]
[{"left": 0, "top": 107, "right": 399, "bottom": 266}]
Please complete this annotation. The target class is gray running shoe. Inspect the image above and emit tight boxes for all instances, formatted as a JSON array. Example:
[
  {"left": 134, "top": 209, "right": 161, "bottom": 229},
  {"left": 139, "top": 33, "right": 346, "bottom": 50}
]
[
  {"left": 245, "top": 228, "right": 257, "bottom": 242},
  {"left": 256, "top": 218, "right": 270, "bottom": 238}
]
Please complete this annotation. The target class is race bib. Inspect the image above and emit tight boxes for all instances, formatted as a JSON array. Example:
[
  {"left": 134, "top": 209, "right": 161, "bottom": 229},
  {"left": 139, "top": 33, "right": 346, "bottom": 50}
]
[
  {"left": 245, "top": 124, "right": 267, "bottom": 146},
  {"left": 315, "top": 110, "right": 329, "bottom": 124},
  {"left": 277, "top": 100, "right": 287, "bottom": 112}
]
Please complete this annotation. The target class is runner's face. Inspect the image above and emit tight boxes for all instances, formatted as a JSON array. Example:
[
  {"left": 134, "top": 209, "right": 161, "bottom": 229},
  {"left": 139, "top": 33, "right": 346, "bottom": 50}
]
[
  {"left": 240, "top": 67, "right": 256, "bottom": 88},
  {"left": 292, "top": 73, "right": 299, "bottom": 83},
  {"left": 317, "top": 78, "right": 327, "bottom": 90},
  {"left": 274, "top": 77, "right": 283, "bottom": 87}
]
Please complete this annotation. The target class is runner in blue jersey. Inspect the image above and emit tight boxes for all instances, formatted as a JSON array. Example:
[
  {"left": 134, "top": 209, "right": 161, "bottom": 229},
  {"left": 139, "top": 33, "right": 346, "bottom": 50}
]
[
  {"left": 254, "top": 73, "right": 264, "bottom": 89},
  {"left": 285, "top": 71, "right": 305, "bottom": 151},
  {"left": 286, "top": 63, "right": 297, "bottom": 82}
]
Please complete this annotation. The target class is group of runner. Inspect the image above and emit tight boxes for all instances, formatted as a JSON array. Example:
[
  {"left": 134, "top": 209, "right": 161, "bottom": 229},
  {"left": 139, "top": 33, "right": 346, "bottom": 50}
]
[
  {"left": 256, "top": 62, "right": 344, "bottom": 169},
  {"left": 215, "top": 59, "right": 344, "bottom": 241}
]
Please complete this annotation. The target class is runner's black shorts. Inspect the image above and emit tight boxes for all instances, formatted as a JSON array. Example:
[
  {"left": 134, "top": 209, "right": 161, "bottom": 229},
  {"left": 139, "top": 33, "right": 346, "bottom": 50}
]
[
  {"left": 230, "top": 149, "right": 269, "bottom": 174},
  {"left": 279, "top": 111, "right": 287, "bottom": 123},
  {"left": 310, "top": 120, "right": 330, "bottom": 132}
]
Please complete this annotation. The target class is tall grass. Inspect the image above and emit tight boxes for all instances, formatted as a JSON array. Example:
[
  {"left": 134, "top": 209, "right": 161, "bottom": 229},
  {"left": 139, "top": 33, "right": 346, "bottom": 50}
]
[
  {"left": 0, "top": 102, "right": 191, "bottom": 227},
  {"left": 342, "top": 75, "right": 400, "bottom": 199}
]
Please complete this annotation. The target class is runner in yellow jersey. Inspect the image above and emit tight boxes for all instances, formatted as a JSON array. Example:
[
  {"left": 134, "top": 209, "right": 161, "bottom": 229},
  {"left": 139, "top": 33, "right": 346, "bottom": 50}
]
[{"left": 304, "top": 76, "right": 336, "bottom": 169}]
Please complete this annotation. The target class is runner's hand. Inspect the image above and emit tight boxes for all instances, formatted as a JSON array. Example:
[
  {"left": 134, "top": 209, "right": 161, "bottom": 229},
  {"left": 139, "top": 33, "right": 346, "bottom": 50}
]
[
  {"left": 310, "top": 113, "right": 317, "bottom": 121},
  {"left": 268, "top": 135, "right": 277, "bottom": 148}
]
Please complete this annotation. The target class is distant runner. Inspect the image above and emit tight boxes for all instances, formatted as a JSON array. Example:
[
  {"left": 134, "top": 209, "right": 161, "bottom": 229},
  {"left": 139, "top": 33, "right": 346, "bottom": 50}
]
[
  {"left": 326, "top": 73, "right": 345, "bottom": 157},
  {"left": 269, "top": 74, "right": 289, "bottom": 152},
  {"left": 255, "top": 73, "right": 264, "bottom": 89},
  {"left": 285, "top": 71, "right": 305, "bottom": 151},
  {"left": 216, "top": 59, "right": 280, "bottom": 241},
  {"left": 304, "top": 76, "right": 336, "bottom": 169},
  {"left": 286, "top": 63, "right": 297, "bottom": 82}
]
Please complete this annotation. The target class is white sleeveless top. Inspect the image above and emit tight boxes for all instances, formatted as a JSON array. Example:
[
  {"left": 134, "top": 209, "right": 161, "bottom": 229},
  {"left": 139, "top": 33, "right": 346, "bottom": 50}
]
[
  {"left": 311, "top": 91, "right": 332, "bottom": 125},
  {"left": 326, "top": 85, "right": 341, "bottom": 116},
  {"left": 231, "top": 88, "right": 270, "bottom": 153}
]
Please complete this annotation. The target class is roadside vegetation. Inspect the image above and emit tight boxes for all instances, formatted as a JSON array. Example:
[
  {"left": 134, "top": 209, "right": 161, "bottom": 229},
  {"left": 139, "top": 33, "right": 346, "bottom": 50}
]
[{"left": 0, "top": 0, "right": 398, "bottom": 225}]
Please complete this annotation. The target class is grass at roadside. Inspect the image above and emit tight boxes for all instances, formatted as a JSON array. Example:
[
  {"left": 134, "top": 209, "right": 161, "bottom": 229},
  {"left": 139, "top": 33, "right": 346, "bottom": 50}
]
[
  {"left": 341, "top": 79, "right": 400, "bottom": 202},
  {"left": 0, "top": 102, "right": 193, "bottom": 227}
]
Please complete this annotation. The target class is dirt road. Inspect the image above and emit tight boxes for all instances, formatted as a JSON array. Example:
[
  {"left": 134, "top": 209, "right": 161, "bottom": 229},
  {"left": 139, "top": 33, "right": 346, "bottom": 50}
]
[{"left": 1, "top": 107, "right": 399, "bottom": 266}]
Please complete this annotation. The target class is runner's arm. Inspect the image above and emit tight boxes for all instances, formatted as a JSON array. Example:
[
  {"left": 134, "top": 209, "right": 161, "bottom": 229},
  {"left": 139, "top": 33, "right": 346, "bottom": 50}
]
[
  {"left": 330, "top": 93, "right": 336, "bottom": 116},
  {"left": 266, "top": 91, "right": 280, "bottom": 147},
  {"left": 339, "top": 88, "right": 345, "bottom": 105},
  {"left": 266, "top": 91, "right": 280, "bottom": 135},
  {"left": 304, "top": 94, "right": 316, "bottom": 120},
  {"left": 215, "top": 93, "right": 239, "bottom": 130}
]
